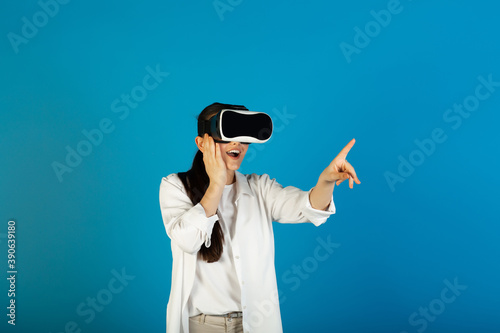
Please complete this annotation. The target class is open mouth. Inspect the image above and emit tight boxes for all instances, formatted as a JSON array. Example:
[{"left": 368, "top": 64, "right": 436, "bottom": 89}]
[{"left": 226, "top": 149, "right": 241, "bottom": 159}]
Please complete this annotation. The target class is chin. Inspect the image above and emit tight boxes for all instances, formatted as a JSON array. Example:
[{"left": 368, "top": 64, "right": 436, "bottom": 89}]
[
  {"left": 227, "top": 164, "right": 241, "bottom": 171},
  {"left": 225, "top": 159, "right": 243, "bottom": 169}
]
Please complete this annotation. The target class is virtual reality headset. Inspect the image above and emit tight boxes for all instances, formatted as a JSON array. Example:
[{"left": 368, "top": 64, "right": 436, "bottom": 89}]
[{"left": 198, "top": 109, "right": 273, "bottom": 144}]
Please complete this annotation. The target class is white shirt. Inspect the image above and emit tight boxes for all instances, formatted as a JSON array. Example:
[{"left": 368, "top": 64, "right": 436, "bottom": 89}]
[
  {"left": 188, "top": 183, "right": 242, "bottom": 316},
  {"left": 159, "top": 171, "right": 335, "bottom": 333}
]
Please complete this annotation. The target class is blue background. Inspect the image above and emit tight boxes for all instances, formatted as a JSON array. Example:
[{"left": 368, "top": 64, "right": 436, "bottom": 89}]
[{"left": 1, "top": 0, "right": 499, "bottom": 332}]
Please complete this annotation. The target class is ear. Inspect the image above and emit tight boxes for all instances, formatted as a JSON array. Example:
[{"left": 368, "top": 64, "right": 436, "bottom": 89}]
[{"left": 195, "top": 136, "right": 204, "bottom": 153}]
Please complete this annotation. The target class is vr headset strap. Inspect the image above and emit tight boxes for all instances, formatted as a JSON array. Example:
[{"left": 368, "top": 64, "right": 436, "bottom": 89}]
[
  {"left": 198, "top": 119, "right": 211, "bottom": 136},
  {"left": 199, "top": 110, "right": 225, "bottom": 135}
]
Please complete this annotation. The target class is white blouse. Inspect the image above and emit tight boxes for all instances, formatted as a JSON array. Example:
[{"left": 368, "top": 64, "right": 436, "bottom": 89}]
[
  {"left": 188, "top": 183, "right": 242, "bottom": 316},
  {"left": 159, "top": 171, "right": 335, "bottom": 333}
]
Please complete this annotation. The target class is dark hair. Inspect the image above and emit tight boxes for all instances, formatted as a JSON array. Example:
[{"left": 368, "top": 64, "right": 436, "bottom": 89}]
[{"left": 178, "top": 102, "right": 248, "bottom": 263}]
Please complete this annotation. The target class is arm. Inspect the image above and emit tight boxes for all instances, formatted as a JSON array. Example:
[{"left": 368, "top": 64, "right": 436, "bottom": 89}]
[
  {"left": 159, "top": 175, "right": 219, "bottom": 254},
  {"left": 258, "top": 174, "right": 334, "bottom": 226},
  {"left": 309, "top": 138, "right": 361, "bottom": 210},
  {"left": 159, "top": 135, "right": 227, "bottom": 254}
]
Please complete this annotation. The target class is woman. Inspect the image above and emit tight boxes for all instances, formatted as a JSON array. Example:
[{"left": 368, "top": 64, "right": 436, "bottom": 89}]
[{"left": 159, "top": 102, "right": 360, "bottom": 333}]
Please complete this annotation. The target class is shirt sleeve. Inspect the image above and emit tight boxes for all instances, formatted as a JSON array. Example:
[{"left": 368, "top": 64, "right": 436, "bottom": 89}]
[
  {"left": 258, "top": 174, "right": 335, "bottom": 226},
  {"left": 159, "top": 174, "right": 219, "bottom": 254},
  {"left": 302, "top": 187, "right": 336, "bottom": 226}
]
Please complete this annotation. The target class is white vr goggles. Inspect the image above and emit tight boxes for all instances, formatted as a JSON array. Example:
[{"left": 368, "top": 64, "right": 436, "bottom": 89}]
[{"left": 198, "top": 109, "right": 273, "bottom": 144}]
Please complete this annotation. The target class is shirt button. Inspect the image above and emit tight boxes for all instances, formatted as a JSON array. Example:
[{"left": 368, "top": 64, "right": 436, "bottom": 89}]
[
  {"left": 243, "top": 305, "right": 247, "bottom": 309},
  {"left": 235, "top": 256, "right": 240, "bottom": 259},
  {"left": 241, "top": 281, "right": 245, "bottom": 285}
]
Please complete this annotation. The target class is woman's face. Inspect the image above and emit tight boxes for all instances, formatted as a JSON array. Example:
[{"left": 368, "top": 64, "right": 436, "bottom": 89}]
[
  {"left": 217, "top": 141, "right": 249, "bottom": 171},
  {"left": 195, "top": 135, "right": 249, "bottom": 171}
]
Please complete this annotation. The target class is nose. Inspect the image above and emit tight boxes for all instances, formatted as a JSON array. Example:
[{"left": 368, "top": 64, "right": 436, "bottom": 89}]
[{"left": 230, "top": 141, "right": 248, "bottom": 146}]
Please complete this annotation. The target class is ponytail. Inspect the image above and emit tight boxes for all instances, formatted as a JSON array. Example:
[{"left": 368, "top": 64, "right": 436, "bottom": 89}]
[
  {"left": 177, "top": 102, "right": 248, "bottom": 262},
  {"left": 178, "top": 151, "right": 224, "bottom": 263}
]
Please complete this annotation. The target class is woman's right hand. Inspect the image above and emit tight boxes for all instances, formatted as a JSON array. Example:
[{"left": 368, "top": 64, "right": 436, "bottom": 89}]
[{"left": 202, "top": 134, "right": 227, "bottom": 187}]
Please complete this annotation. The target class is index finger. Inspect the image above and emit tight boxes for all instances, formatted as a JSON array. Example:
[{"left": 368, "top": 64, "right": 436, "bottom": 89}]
[{"left": 335, "top": 138, "right": 356, "bottom": 160}]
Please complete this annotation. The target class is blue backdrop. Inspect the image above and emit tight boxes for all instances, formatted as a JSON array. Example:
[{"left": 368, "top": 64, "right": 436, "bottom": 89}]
[{"left": 1, "top": 0, "right": 499, "bottom": 332}]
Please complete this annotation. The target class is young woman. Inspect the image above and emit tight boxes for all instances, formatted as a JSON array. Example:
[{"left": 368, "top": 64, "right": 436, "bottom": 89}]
[{"left": 159, "top": 102, "right": 360, "bottom": 333}]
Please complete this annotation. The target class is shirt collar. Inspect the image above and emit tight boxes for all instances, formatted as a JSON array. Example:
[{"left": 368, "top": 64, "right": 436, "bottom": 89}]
[{"left": 234, "top": 170, "right": 254, "bottom": 201}]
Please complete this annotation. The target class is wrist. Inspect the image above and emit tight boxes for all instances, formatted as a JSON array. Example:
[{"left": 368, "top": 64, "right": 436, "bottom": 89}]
[
  {"left": 315, "top": 175, "right": 336, "bottom": 193},
  {"left": 208, "top": 179, "right": 225, "bottom": 192},
  {"left": 208, "top": 173, "right": 226, "bottom": 187},
  {"left": 318, "top": 173, "right": 334, "bottom": 185}
]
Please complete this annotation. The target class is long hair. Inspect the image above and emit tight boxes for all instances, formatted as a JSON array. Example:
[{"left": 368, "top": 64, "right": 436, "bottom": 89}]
[{"left": 178, "top": 102, "right": 248, "bottom": 263}]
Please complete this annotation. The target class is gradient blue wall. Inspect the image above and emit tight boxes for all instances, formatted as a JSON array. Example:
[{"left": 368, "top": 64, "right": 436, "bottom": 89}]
[{"left": 1, "top": 1, "right": 499, "bottom": 332}]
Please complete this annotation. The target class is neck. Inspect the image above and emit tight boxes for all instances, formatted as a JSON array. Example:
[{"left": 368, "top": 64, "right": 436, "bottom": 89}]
[{"left": 226, "top": 170, "right": 236, "bottom": 185}]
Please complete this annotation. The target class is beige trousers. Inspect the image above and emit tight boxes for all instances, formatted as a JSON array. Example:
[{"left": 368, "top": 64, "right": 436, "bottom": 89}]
[{"left": 189, "top": 314, "right": 244, "bottom": 333}]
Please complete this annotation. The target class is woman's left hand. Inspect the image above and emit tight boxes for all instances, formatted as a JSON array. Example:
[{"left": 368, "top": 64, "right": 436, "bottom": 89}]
[{"left": 319, "top": 138, "right": 361, "bottom": 188}]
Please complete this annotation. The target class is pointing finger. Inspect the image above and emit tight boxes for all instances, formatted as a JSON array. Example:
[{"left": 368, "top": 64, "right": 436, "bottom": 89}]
[{"left": 335, "top": 138, "right": 356, "bottom": 160}]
